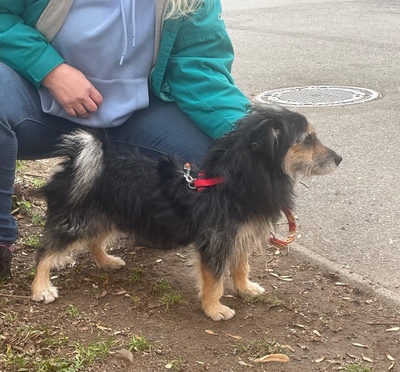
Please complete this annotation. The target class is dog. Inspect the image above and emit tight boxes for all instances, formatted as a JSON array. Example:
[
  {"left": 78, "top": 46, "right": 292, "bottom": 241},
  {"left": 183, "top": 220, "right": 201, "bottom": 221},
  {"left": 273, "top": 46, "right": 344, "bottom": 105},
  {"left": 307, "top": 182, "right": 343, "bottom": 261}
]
[{"left": 31, "top": 105, "right": 342, "bottom": 321}]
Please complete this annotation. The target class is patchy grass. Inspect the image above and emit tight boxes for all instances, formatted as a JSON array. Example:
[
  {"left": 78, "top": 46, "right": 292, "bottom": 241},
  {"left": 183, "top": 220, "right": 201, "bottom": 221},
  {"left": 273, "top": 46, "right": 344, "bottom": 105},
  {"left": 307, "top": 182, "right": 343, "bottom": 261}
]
[
  {"left": 128, "top": 334, "right": 152, "bottom": 353},
  {"left": 234, "top": 336, "right": 284, "bottom": 359},
  {"left": 344, "top": 363, "right": 375, "bottom": 372},
  {"left": 128, "top": 267, "right": 144, "bottom": 284}
]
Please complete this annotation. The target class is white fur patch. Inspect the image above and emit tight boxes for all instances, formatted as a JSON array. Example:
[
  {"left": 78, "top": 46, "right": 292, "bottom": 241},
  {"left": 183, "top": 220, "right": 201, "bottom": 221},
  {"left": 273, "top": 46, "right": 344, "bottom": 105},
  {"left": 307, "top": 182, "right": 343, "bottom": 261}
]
[{"left": 65, "top": 131, "right": 104, "bottom": 204}]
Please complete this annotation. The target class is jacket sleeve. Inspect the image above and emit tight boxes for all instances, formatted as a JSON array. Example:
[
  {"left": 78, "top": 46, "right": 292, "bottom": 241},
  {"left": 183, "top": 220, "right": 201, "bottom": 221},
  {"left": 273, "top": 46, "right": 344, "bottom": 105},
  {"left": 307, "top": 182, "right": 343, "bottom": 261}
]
[
  {"left": 153, "top": 0, "right": 251, "bottom": 139},
  {"left": 0, "top": 1, "right": 64, "bottom": 87}
]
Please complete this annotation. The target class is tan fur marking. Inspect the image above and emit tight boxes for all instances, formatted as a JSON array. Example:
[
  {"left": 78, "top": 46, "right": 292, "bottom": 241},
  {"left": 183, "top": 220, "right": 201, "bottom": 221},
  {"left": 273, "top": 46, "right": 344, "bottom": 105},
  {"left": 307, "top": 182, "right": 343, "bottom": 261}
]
[
  {"left": 198, "top": 261, "right": 235, "bottom": 321},
  {"left": 230, "top": 252, "right": 250, "bottom": 293},
  {"left": 31, "top": 254, "right": 60, "bottom": 303},
  {"left": 88, "top": 234, "right": 126, "bottom": 270},
  {"left": 283, "top": 126, "right": 339, "bottom": 178}
]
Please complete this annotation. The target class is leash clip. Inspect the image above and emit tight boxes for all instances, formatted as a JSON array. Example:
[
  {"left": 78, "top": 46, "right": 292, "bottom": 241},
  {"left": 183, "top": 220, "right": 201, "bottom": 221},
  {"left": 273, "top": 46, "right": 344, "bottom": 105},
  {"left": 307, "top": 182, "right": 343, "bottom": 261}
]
[{"left": 183, "top": 163, "right": 196, "bottom": 189}]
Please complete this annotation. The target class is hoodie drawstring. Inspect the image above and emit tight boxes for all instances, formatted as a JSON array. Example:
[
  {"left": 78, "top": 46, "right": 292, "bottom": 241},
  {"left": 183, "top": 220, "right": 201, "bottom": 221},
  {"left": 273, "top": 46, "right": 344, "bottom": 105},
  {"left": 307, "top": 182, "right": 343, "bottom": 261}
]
[{"left": 119, "top": 0, "right": 136, "bottom": 65}]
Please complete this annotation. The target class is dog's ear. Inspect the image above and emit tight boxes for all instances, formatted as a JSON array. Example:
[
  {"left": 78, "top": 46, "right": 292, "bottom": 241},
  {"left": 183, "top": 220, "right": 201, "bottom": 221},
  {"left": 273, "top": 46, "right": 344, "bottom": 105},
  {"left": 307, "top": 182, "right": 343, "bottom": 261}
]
[{"left": 249, "top": 119, "right": 281, "bottom": 160}]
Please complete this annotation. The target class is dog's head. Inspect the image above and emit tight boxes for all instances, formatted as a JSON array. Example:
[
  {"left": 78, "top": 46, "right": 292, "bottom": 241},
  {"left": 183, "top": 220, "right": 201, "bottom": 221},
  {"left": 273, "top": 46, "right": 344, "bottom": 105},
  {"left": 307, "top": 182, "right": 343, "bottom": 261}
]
[{"left": 234, "top": 105, "right": 342, "bottom": 178}]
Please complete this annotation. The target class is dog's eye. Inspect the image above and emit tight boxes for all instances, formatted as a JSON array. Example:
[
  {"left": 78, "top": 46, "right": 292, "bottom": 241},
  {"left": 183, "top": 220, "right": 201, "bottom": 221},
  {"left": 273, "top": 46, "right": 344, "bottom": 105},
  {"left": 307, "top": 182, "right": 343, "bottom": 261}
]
[{"left": 303, "top": 133, "right": 314, "bottom": 145}]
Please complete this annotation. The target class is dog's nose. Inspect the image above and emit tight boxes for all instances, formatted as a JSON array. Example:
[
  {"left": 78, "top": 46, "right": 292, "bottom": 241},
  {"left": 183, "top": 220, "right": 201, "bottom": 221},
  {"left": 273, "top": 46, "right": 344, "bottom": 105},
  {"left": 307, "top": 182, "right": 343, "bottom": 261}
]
[{"left": 334, "top": 153, "right": 342, "bottom": 166}]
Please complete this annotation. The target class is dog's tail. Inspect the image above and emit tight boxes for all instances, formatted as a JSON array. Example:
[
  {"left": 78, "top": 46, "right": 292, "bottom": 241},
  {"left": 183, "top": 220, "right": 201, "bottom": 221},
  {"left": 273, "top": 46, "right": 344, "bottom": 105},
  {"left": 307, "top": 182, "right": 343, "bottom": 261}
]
[{"left": 59, "top": 129, "right": 105, "bottom": 205}]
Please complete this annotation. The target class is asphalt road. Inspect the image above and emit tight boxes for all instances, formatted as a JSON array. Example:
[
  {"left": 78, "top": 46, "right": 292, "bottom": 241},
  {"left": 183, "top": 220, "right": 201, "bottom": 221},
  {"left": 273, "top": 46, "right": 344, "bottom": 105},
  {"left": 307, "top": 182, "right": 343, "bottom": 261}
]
[{"left": 222, "top": 0, "right": 400, "bottom": 302}]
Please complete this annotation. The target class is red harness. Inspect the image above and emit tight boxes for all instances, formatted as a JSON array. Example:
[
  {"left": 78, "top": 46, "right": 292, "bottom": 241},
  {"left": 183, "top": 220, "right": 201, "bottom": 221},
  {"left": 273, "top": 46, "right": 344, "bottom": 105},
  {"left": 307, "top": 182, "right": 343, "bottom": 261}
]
[
  {"left": 194, "top": 171, "right": 225, "bottom": 192},
  {"left": 184, "top": 163, "right": 224, "bottom": 192},
  {"left": 183, "top": 163, "right": 296, "bottom": 253}
]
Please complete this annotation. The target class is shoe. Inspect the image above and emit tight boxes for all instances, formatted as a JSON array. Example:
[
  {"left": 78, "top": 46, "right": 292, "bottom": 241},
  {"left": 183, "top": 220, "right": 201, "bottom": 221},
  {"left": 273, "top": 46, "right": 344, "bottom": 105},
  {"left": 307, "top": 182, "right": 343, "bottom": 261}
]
[{"left": 0, "top": 243, "right": 13, "bottom": 280}]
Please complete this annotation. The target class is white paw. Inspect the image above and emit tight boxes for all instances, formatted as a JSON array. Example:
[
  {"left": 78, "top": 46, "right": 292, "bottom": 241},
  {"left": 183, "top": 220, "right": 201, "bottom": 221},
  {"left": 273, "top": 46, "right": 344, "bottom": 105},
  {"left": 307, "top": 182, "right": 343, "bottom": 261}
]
[
  {"left": 239, "top": 281, "right": 265, "bottom": 296},
  {"left": 204, "top": 303, "right": 236, "bottom": 321},
  {"left": 32, "top": 286, "right": 59, "bottom": 304},
  {"left": 97, "top": 255, "right": 126, "bottom": 270}
]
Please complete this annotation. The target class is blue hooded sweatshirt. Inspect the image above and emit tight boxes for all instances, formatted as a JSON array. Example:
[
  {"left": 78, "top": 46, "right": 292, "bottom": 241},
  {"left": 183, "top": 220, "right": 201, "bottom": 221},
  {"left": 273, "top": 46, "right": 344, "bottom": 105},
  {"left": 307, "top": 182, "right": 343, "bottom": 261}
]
[{"left": 38, "top": 0, "right": 155, "bottom": 127}]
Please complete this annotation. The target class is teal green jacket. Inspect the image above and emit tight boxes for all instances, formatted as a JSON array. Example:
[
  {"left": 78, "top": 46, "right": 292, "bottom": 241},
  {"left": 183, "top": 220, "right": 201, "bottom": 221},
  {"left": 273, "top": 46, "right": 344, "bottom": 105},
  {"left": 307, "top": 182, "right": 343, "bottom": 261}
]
[{"left": 0, "top": 0, "right": 250, "bottom": 138}]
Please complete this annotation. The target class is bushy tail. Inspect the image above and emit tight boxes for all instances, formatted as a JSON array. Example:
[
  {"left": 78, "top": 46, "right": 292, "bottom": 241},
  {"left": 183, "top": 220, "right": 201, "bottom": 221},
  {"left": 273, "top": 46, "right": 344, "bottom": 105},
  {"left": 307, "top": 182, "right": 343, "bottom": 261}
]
[{"left": 58, "top": 129, "right": 105, "bottom": 205}]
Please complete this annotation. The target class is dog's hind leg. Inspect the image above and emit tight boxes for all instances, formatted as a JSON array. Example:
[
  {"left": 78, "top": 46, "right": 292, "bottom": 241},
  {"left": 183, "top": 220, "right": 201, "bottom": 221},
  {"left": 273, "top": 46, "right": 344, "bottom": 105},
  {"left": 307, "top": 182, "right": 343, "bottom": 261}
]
[
  {"left": 88, "top": 233, "right": 126, "bottom": 270},
  {"left": 230, "top": 250, "right": 265, "bottom": 296},
  {"left": 197, "top": 259, "right": 235, "bottom": 321}
]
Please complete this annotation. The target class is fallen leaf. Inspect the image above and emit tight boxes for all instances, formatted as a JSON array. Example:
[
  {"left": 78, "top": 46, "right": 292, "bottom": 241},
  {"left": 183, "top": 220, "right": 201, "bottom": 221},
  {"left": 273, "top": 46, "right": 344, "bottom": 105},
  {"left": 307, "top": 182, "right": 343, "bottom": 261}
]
[
  {"left": 313, "top": 330, "right": 321, "bottom": 337},
  {"left": 362, "top": 354, "right": 373, "bottom": 363},
  {"left": 254, "top": 354, "right": 290, "bottom": 363},
  {"left": 113, "top": 349, "right": 134, "bottom": 364},
  {"left": 238, "top": 360, "right": 252, "bottom": 366},
  {"left": 385, "top": 327, "right": 400, "bottom": 332},
  {"left": 389, "top": 362, "right": 395, "bottom": 370},
  {"left": 228, "top": 334, "right": 242, "bottom": 340},
  {"left": 352, "top": 343, "right": 369, "bottom": 349},
  {"left": 386, "top": 354, "right": 395, "bottom": 361},
  {"left": 315, "top": 357, "right": 325, "bottom": 363},
  {"left": 297, "top": 344, "right": 308, "bottom": 350},
  {"left": 205, "top": 329, "right": 218, "bottom": 336},
  {"left": 281, "top": 344, "right": 295, "bottom": 352},
  {"left": 96, "top": 324, "right": 112, "bottom": 332}
]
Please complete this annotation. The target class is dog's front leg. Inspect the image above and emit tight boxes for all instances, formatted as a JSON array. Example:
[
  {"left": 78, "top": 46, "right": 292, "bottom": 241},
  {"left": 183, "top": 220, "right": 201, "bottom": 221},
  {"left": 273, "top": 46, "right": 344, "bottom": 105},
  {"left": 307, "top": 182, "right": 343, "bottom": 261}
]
[
  {"left": 230, "top": 250, "right": 265, "bottom": 296},
  {"left": 32, "top": 253, "right": 60, "bottom": 303},
  {"left": 198, "top": 262, "right": 235, "bottom": 321}
]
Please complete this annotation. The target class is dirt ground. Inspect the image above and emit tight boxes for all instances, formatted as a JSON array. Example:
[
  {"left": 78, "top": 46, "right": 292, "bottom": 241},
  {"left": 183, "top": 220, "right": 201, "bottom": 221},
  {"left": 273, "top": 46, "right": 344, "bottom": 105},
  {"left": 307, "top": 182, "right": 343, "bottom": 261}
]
[{"left": 0, "top": 159, "right": 399, "bottom": 372}]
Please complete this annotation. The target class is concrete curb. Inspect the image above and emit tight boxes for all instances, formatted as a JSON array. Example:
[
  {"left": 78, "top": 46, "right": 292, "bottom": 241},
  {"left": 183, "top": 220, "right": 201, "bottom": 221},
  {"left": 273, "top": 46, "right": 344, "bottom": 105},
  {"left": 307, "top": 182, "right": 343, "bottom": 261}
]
[{"left": 289, "top": 242, "right": 400, "bottom": 308}]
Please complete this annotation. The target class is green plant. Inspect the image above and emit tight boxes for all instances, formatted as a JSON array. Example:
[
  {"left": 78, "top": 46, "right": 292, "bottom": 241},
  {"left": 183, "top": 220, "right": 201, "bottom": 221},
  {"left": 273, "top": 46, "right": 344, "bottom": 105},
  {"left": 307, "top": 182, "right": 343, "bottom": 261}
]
[
  {"left": 165, "top": 357, "right": 185, "bottom": 371},
  {"left": 66, "top": 304, "right": 80, "bottom": 318},
  {"left": 74, "top": 339, "right": 115, "bottom": 368},
  {"left": 12, "top": 195, "right": 32, "bottom": 215},
  {"left": 154, "top": 279, "right": 171, "bottom": 293},
  {"left": 32, "top": 213, "right": 46, "bottom": 226},
  {"left": 161, "top": 290, "right": 186, "bottom": 309},
  {"left": 128, "top": 267, "right": 143, "bottom": 284},
  {"left": 128, "top": 334, "right": 152, "bottom": 353},
  {"left": 344, "top": 363, "right": 374, "bottom": 372},
  {"left": 23, "top": 233, "right": 41, "bottom": 248},
  {"left": 234, "top": 336, "right": 283, "bottom": 358}
]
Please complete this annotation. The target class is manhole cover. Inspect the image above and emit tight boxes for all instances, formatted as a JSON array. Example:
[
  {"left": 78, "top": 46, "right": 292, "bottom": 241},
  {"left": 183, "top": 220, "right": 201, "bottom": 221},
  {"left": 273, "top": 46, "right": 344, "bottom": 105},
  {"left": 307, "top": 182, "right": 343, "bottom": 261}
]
[{"left": 255, "top": 86, "right": 380, "bottom": 107}]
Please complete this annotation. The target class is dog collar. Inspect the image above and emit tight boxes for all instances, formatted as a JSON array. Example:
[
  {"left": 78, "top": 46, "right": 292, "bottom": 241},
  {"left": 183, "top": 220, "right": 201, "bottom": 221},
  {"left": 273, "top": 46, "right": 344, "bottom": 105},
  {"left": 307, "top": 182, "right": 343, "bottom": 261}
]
[
  {"left": 184, "top": 163, "right": 224, "bottom": 192},
  {"left": 269, "top": 209, "right": 296, "bottom": 255}
]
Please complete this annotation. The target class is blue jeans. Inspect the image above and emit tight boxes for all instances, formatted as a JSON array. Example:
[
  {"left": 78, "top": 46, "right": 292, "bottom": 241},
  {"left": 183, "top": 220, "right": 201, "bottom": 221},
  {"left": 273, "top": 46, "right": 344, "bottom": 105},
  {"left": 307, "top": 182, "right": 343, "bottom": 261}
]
[{"left": 0, "top": 62, "right": 213, "bottom": 245}]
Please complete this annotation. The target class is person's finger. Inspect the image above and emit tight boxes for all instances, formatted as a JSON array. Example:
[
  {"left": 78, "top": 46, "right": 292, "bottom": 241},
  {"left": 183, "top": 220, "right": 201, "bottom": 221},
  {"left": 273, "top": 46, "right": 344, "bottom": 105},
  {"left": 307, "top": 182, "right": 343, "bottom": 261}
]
[
  {"left": 75, "top": 104, "right": 90, "bottom": 118},
  {"left": 90, "top": 89, "right": 103, "bottom": 107},
  {"left": 84, "top": 97, "right": 100, "bottom": 113}
]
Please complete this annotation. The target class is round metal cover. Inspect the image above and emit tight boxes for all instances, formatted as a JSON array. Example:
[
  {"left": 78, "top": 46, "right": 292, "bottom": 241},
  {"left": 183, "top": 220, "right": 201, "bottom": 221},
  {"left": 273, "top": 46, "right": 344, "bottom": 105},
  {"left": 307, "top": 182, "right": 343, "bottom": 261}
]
[{"left": 255, "top": 86, "right": 380, "bottom": 107}]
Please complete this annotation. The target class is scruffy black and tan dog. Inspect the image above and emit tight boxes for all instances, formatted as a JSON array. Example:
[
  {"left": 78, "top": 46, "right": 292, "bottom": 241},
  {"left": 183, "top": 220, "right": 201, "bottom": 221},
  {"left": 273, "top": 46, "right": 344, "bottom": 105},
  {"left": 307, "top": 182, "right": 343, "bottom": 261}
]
[{"left": 31, "top": 105, "right": 341, "bottom": 321}]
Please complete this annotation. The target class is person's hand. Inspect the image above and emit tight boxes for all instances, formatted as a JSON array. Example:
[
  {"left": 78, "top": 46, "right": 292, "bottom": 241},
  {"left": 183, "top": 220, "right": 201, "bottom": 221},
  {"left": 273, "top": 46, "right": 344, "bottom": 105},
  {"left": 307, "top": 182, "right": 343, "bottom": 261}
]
[{"left": 42, "top": 63, "right": 103, "bottom": 118}]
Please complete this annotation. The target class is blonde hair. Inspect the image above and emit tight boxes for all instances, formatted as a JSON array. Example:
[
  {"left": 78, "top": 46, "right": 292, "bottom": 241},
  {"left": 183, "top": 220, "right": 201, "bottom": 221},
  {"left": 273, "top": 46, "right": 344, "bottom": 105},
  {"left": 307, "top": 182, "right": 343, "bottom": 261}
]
[{"left": 165, "top": 0, "right": 205, "bottom": 19}]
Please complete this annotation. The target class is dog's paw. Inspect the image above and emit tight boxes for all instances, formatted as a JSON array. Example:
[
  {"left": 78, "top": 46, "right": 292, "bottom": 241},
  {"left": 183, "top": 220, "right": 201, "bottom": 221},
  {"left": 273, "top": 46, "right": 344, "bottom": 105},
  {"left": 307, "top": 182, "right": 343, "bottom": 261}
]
[
  {"left": 237, "top": 280, "right": 265, "bottom": 296},
  {"left": 32, "top": 286, "right": 59, "bottom": 304},
  {"left": 97, "top": 255, "right": 126, "bottom": 270},
  {"left": 245, "top": 281, "right": 266, "bottom": 296},
  {"left": 203, "top": 303, "right": 236, "bottom": 321}
]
